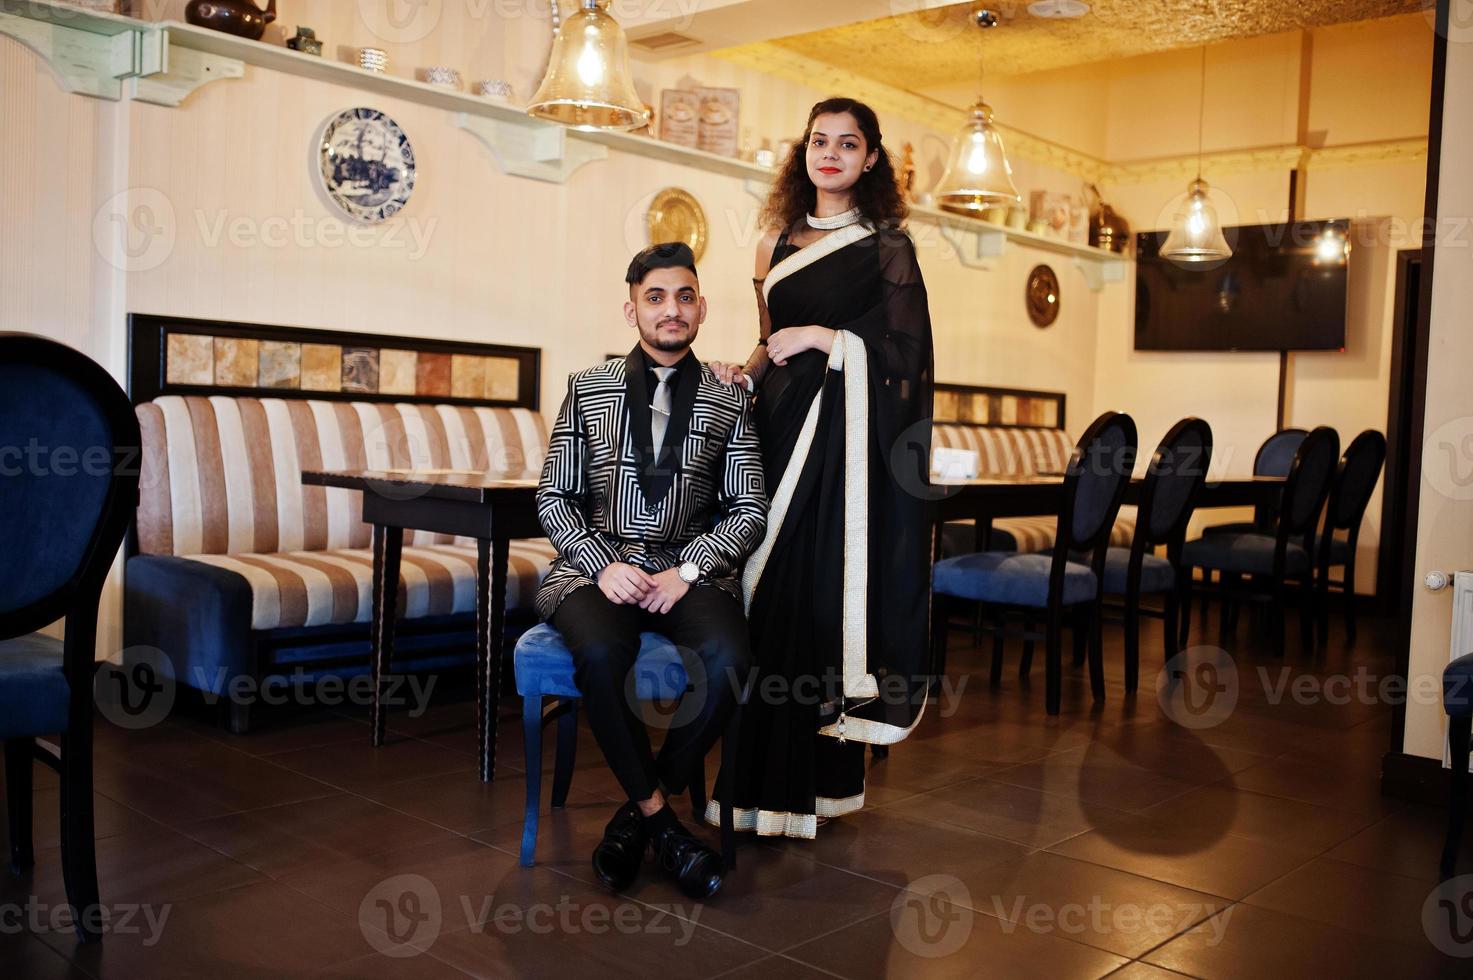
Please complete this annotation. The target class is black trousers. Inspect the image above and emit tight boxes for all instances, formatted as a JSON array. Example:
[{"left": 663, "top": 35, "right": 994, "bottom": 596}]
[{"left": 551, "top": 583, "right": 751, "bottom": 803}]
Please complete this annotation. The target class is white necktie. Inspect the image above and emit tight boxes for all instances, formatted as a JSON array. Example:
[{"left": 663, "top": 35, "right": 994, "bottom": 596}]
[{"left": 650, "top": 366, "right": 676, "bottom": 455}]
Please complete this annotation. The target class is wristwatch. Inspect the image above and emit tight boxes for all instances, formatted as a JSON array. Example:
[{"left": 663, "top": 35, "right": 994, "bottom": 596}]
[{"left": 677, "top": 561, "right": 702, "bottom": 585}]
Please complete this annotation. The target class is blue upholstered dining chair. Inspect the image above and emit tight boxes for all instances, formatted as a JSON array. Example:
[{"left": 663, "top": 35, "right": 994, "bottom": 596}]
[
  {"left": 1088, "top": 418, "right": 1213, "bottom": 694},
  {"left": 1, "top": 334, "right": 140, "bottom": 942},
  {"left": 1314, "top": 430, "right": 1386, "bottom": 644},
  {"left": 1179, "top": 426, "right": 1339, "bottom": 657},
  {"left": 1442, "top": 653, "right": 1473, "bottom": 877},
  {"left": 931, "top": 411, "right": 1138, "bottom": 716},
  {"left": 1195, "top": 428, "right": 1308, "bottom": 622},
  {"left": 513, "top": 623, "right": 739, "bottom": 870},
  {"left": 1201, "top": 427, "right": 1308, "bottom": 538}
]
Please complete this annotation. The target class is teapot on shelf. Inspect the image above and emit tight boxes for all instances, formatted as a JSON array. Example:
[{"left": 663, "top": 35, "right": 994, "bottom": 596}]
[{"left": 185, "top": 0, "right": 277, "bottom": 41}]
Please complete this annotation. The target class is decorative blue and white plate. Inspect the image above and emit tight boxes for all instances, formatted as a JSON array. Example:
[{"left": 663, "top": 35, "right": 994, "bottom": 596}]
[{"left": 317, "top": 108, "right": 416, "bottom": 223}]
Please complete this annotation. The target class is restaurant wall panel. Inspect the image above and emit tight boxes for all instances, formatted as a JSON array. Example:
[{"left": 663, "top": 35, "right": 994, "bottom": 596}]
[{"left": 1404, "top": 20, "right": 1473, "bottom": 764}]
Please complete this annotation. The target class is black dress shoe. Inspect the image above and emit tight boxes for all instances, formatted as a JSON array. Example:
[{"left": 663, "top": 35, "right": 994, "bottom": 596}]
[
  {"left": 592, "top": 802, "right": 648, "bottom": 892},
  {"left": 650, "top": 816, "right": 724, "bottom": 900}
]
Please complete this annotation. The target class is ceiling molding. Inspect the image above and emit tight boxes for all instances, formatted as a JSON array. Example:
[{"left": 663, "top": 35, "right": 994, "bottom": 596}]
[
  {"left": 1305, "top": 137, "right": 1428, "bottom": 169},
  {"left": 1106, "top": 146, "right": 1308, "bottom": 185},
  {"left": 715, "top": 42, "right": 1425, "bottom": 189},
  {"left": 1104, "top": 138, "right": 1426, "bottom": 185},
  {"left": 715, "top": 42, "right": 1111, "bottom": 183}
]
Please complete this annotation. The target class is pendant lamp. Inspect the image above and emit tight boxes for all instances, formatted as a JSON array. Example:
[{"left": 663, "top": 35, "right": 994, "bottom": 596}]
[
  {"left": 935, "top": 101, "right": 1022, "bottom": 213},
  {"left": 1161, "top": 47, "right": 1231, "bottom": 264},
  {"left": 527, "top": 0, "right": 648, "bottom": 132},
  {"left": 935, "top": 14, "right": 1020, "bottom": 213}
]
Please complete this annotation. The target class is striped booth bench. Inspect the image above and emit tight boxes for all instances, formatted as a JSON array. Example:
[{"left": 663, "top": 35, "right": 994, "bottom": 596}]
[
  {"left": 124, "top": 394, "right": 556, "bottom": 731},
  {"left": 932, "top": 421, "right": 1136, "bottom": 555}
]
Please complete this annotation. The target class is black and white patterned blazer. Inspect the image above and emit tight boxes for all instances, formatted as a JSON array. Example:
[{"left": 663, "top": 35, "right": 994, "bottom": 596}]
[{"left": 535, "top": 347, "right": 767, "bottom": 619}]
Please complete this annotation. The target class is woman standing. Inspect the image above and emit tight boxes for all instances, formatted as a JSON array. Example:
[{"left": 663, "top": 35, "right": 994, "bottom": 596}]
[{"left": 708, "top": 97, "right": 934, "bottom": 839}]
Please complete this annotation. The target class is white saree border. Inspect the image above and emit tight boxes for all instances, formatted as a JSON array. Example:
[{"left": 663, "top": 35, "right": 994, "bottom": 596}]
[
  {"left": 762, "top": 222, "right": 875, "bottom": 303},
  {"left": 818, "top": 692, "right": 928, "bottom": 745},
  {"left": 838, "top": 332, "right": 875, "bottom": 701},
  {"left": 740, "top": 330, "right": 877, "bottom": 702},
  {"left": 704, "top": 794, "right": 865, "bottom": 840},
  {"left": 739, "top": 385, "right": 822, "bottom": 612}
]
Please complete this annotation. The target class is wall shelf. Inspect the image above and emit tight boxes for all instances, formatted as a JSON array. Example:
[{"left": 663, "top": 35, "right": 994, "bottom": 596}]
[{"left": 0, "top": 0, "right": 1131, "bottom": 285}]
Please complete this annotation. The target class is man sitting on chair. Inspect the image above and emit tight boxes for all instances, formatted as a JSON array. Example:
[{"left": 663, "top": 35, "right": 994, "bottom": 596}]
[{"left": 535, "top": 242, "right": 767, "bottom": 899}]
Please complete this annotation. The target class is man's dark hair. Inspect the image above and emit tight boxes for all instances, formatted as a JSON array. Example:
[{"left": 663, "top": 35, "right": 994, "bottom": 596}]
[{"left": 625, "top": 241, "right": 698, "bottom": 286}]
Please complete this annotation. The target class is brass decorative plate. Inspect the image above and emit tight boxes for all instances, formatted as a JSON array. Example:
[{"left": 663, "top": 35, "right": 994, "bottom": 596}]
[
  {"left": 646, "top": 188, "right": 708, "bottom": 262},
  {"left": 1026, "top": 264, "right": 1061, "bottom": 328}
]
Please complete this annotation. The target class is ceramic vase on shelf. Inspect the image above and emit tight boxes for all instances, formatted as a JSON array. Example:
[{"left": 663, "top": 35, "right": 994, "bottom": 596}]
[{"left": 185, "top": 0, "right": 277, "bottom": 41}]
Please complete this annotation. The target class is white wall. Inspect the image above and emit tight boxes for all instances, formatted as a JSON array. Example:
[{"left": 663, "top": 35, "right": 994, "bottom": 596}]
[{"left": 1403, "top": 15, "right": 1473, "bottom": 764}]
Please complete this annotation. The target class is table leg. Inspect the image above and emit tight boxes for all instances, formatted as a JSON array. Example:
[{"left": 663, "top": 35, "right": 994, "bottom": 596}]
[
  {"left": 370, "top": 523, "right": 403, "bottom": 748},
  {"left": 477, "top": 536, "right": 511, "bottom": 782}
]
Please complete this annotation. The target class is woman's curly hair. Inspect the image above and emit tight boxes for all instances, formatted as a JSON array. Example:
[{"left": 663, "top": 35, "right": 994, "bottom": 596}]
[{"left": 759, "top": 97, "right": 909, "bottom": 234}]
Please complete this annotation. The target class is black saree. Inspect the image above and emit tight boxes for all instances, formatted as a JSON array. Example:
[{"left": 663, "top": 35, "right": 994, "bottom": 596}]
[{"left": 710, "top": 221, "right": 934, "bottom": 839}]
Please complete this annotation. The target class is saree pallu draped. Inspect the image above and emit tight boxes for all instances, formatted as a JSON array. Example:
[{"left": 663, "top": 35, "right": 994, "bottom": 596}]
[{"left": 709, "top": 222, "right": 934, "bottom": 839}]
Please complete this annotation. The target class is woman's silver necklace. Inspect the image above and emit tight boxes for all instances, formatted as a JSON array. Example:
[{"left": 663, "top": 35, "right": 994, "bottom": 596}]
[{"left": 806, "top": 207, "right": 861, "bottom": 230}]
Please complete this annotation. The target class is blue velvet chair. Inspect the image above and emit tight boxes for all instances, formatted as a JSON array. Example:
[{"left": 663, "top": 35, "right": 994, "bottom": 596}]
[
  {"left": 1197, "top": 427, "right": 1308, "bottom": 617},
  {"left": 1443, "top": 653, "right": 1473, "bottom": 877},
  {"left": 1088, "top": 418, "right": 1213, "bottom": 694},
  {"left": 1201, "top": 428, "right": 1308, "bottom": 537},
  {"left": 931, "top": 411, "right": 1138, "bottom": 715},
  {"left": 513, "top": 623, "right": 738, "bottom": 870},
  {"left": 1, "top": 335, "right": 140, "bottom": 942},
  {"left": 1314, "top": 430, "right": 1386, "bottom": 644},
  {"left": 1180, "top": 426, "right": 1339, "bottom": 657}
]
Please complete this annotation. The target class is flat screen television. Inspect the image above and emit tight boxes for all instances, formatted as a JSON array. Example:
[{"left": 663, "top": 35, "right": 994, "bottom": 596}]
[{"left": 1134, "top": 219, "right": 1349, "bottom": 352}]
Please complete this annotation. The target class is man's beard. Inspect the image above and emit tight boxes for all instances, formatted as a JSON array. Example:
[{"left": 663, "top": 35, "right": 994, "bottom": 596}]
[{"left": 643, "top": 319, "right": 694, "bottom": 352}]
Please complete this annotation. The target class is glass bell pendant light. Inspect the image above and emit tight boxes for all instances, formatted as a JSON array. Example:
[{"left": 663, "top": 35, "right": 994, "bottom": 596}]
[
  {"left": 1161, "top": 178, "right": 1232, "bottom": 262},
  {"left": 527, "top": 0, "right": 648, "bottom": 132},
  {"left": 935, "top": 101, "right": 1022, "bottom": 214},
  {"left": 935, "top": 15, "right": 1019, "bottom": 214},
  {"left": 1161, "top": 48, "right": 1232, "bottom": 264}
]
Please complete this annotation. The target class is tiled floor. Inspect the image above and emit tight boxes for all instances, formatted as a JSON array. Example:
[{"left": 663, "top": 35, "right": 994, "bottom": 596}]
[{"left": 5, "top": 603, "right": 1473, "bottom": 978}]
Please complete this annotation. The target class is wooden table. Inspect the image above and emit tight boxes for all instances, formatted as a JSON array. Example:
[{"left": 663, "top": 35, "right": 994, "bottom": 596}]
[{"left": 301, "top": 469, "right": 540, "bottom": 782}]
